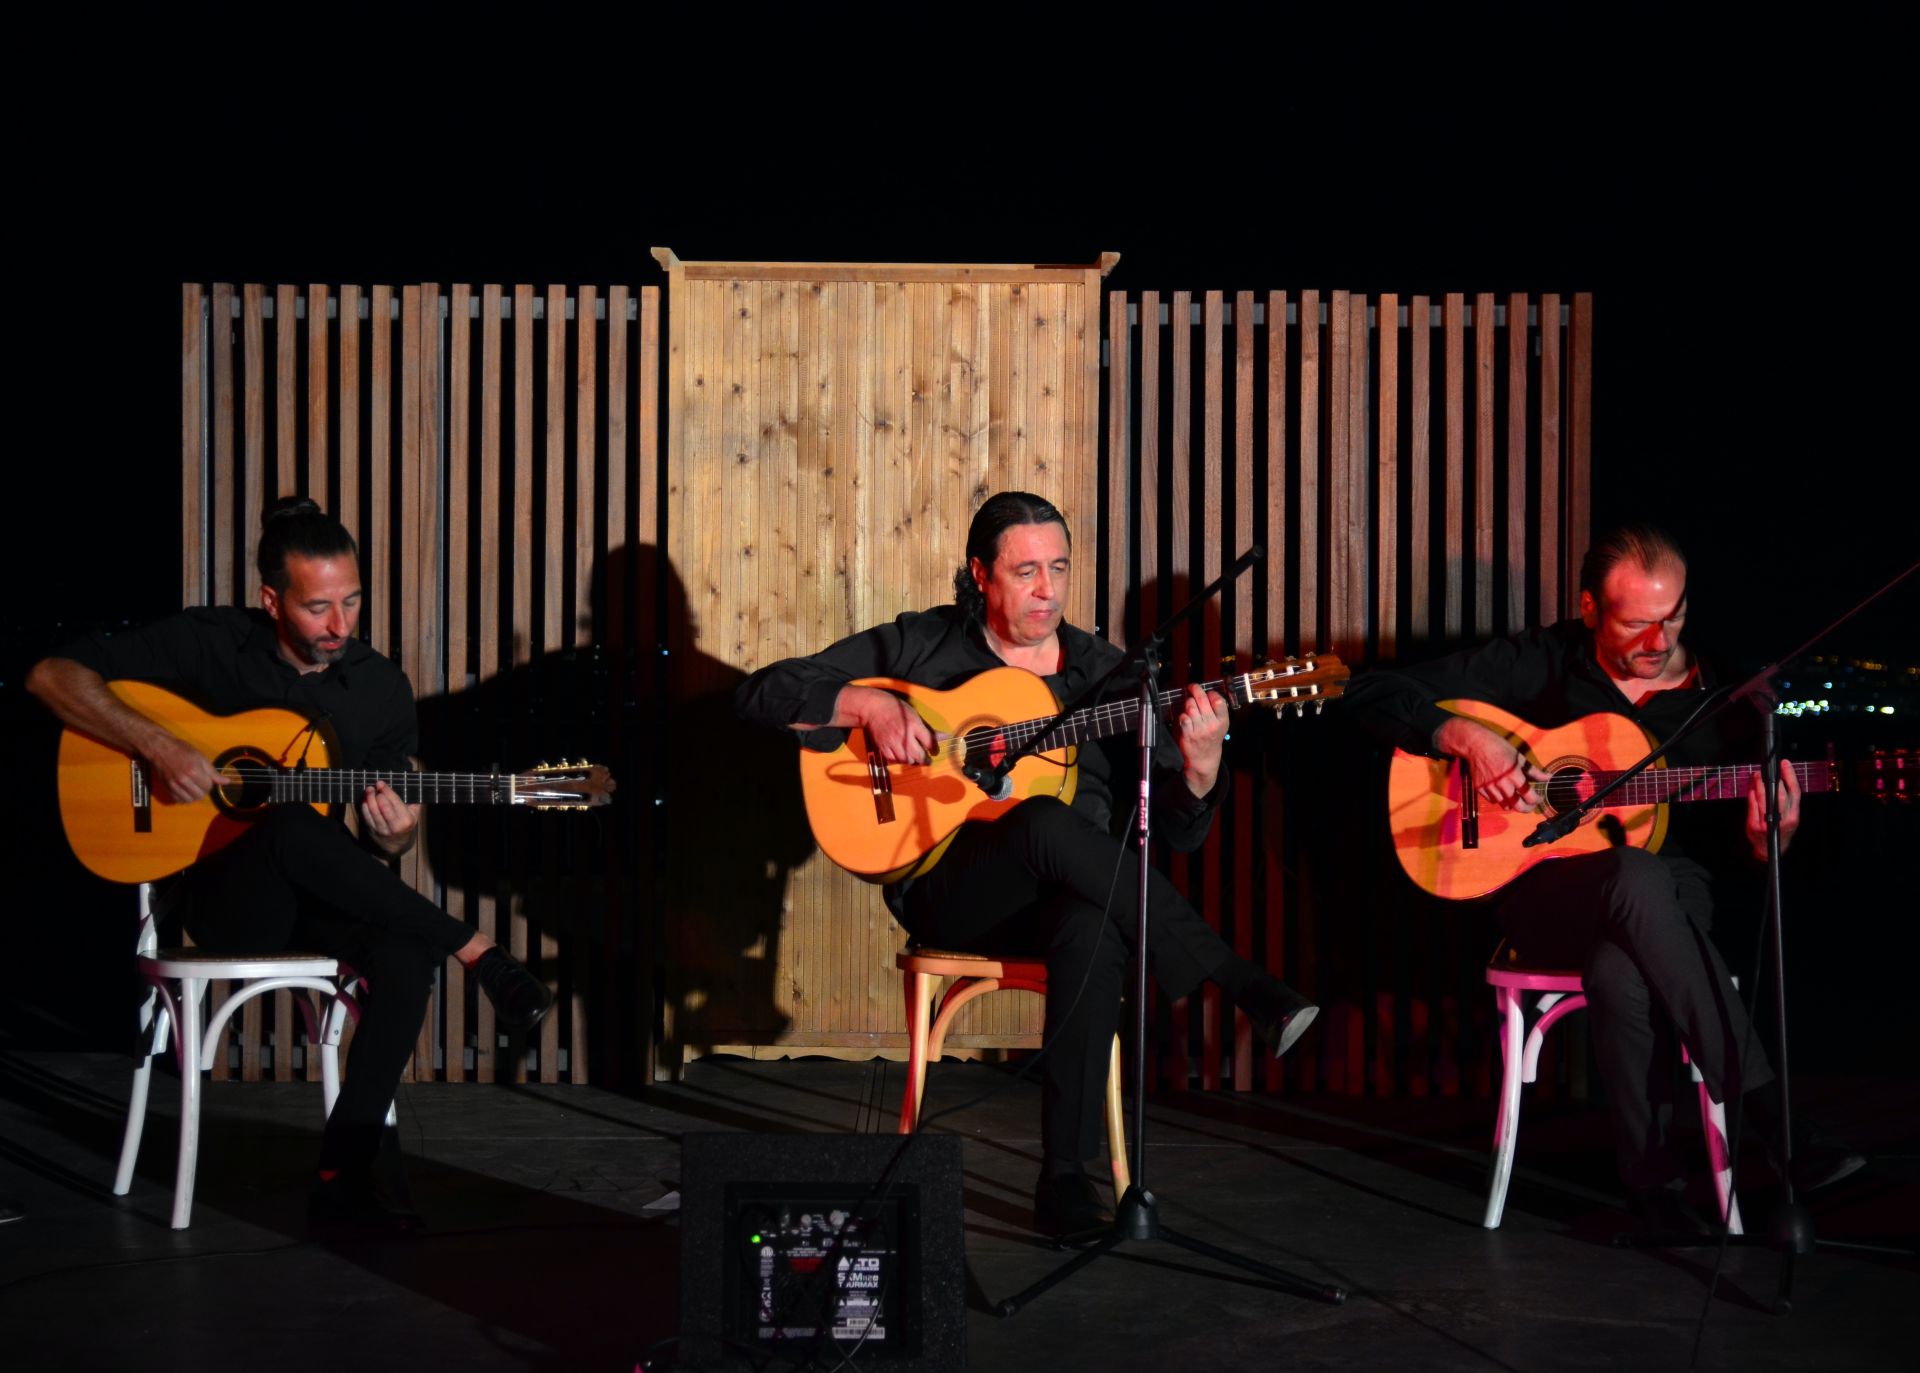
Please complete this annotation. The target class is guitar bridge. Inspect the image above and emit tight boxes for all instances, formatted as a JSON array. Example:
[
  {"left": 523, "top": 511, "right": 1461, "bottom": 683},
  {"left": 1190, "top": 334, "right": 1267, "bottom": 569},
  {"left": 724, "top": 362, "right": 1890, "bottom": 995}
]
[
  {"left": 1459, "top": 760, "right": 1478, "bottom": 850},
  {"left": 866, "top": 746, "right": 896, "bottom": 825},
  {"left": 131, "top": 759, "right": 152, "bottom": 833}
]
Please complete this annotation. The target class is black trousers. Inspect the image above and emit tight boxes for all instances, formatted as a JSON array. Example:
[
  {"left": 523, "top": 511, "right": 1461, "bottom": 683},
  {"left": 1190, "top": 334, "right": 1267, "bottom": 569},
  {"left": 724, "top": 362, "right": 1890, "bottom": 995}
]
[
  {"left": 897, "top": 797, "right": 1233, "bottom": 1166},
  {"left": 1494, "top": 846, "right": 1773, "bottom": 1189},
  {"left": 165, "top": 805, "right": 474, "bottom": 1173}
]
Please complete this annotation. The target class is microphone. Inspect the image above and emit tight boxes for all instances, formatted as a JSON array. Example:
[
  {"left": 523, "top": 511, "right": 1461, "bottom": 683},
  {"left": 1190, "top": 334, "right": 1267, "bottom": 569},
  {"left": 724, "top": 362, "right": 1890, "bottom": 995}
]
[{"left": 962, "top": 765, "right": 1013, "bottom": 801}]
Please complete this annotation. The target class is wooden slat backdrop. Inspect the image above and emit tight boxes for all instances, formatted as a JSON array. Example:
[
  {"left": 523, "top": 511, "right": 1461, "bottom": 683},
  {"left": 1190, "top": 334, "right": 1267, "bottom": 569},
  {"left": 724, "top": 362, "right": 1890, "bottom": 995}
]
[
  {"left": 182, "top": 274, "right": 1591, "bottom": 1099},
  {"left": 654, "top": 251, "right": 1117, "bottom": 1073},
  {"left": 180, "top": 282, "right": 663, "bottom": 1085},
  {"left": 1106, "top": 289, "right": 1595, "bottom": 1098}
]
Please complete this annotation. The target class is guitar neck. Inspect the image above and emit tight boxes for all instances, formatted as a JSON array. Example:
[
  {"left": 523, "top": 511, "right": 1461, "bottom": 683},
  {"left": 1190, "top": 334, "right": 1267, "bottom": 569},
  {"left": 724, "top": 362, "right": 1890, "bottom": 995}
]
[
  {"left": 1580, "top": 759, "right": 1833, "bottom": 806},
  {"left": 1008, "top": 679, "right": 1230, "bottom": 753},
  {"left": 263, "top": 768, "right": 519, "bottom": 806}
]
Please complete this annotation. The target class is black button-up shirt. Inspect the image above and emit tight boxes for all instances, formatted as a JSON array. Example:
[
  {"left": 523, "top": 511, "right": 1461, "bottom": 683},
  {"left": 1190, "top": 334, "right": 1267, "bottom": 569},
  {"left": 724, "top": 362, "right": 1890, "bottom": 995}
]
[
  {"left": 59, "top": 605, "right": 417, "bottom": 772},
  {"left": 734, "top": 605, "right": 1225, "bottom": 854}
]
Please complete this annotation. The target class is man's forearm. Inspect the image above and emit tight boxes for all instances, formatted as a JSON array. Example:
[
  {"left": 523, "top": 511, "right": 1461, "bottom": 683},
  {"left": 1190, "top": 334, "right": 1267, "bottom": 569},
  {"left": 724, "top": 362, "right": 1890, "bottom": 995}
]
[{"left": 26, "top": 658, "right": 172, "bottom": 757}]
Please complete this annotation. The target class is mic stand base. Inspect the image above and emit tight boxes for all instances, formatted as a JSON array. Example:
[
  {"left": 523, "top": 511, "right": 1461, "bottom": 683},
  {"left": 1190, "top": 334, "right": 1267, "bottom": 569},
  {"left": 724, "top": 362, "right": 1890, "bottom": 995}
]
[{"left": 994, "top": 1186, "right": 1347, "bottom": 1318}]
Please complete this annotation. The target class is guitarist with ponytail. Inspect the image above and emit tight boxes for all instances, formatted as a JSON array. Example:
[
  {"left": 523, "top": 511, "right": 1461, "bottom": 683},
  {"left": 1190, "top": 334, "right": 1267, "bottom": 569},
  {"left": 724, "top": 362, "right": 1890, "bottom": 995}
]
[
  {"left": 737, "top": 491, "right": 1319, "bottom": 1240},
  {"left": 28, "top": 496, "right": 553, "bottom": 1233}
]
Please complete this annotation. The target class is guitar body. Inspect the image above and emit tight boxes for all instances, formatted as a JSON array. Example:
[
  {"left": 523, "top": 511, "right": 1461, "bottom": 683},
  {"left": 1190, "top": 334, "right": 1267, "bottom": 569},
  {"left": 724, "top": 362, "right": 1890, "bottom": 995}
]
[
  {"left": 58, "top": 681, "right": 334, "bottom": 884},
  {"left": 1387, "top": 700, "right": 1669, "bottom": 901},
  {"left": 796, "top": 668, "right": 1079, "bottom": 883}
]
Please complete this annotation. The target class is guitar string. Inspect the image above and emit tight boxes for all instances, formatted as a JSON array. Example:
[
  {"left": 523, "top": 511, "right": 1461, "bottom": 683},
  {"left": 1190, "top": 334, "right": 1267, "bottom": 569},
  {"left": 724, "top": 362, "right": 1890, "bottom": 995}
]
[{"left": 1550, "top": 760, "right": 1829, "bottom": 806}]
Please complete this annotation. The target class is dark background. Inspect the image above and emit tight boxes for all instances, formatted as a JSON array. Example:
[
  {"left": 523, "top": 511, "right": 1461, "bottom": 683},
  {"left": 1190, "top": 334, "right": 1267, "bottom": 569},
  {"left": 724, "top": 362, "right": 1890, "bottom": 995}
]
[{"left": 8, "top": 9, "right": 1914, "bottom": 1068}]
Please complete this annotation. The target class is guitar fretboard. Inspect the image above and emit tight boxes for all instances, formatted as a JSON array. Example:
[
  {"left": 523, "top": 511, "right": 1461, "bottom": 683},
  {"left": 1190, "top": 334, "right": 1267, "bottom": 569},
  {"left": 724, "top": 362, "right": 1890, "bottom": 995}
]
[
  {"left": 252, "top": 768, "right": 517, "bottom": 806},
  {"left": 1563, "top": 760, "right": 1833, "bottom": 807},
  {"left": 966, "top": 680, "right": 1230, "bottom": 756}
]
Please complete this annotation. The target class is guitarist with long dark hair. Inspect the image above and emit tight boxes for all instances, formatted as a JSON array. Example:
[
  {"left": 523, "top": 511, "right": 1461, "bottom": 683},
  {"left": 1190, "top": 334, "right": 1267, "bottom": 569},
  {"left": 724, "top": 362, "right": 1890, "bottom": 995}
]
[
  {"left": 27, "top": 496, "right": 553, "bottom": 1233},
  {"left": 1342, "top": 523, "right": 1861, "bottom": 1228},
  {"left": 736, "top": 490, "right": 1318, "bottom": 1239}
]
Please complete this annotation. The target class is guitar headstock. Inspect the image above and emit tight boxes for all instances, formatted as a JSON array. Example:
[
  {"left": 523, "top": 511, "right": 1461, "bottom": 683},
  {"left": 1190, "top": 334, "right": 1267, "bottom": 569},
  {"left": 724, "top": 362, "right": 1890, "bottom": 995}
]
[
  {"left": 1229, "top": 653, "right": 1352, "bottom": 717},
  {"left": 517, "top": 760, "right": 617, "bottom": 809}
]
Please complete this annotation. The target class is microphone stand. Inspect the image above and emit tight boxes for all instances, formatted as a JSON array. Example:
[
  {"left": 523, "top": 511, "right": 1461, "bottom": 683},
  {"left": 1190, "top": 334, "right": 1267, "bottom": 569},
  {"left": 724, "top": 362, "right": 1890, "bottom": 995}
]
[
  {"left": 986, "top": 545, "right": 1346, "bottom": 1316},
  {"left": 1519, "top": 559, "right": 1918, "bottom": 1309}
]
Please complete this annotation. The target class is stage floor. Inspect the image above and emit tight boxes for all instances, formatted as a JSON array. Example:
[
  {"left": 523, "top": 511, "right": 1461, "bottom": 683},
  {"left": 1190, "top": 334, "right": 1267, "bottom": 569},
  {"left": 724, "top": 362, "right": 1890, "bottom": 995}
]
[{"left": 1, "top": 1051, "right": 1914, "bottom": 1371}]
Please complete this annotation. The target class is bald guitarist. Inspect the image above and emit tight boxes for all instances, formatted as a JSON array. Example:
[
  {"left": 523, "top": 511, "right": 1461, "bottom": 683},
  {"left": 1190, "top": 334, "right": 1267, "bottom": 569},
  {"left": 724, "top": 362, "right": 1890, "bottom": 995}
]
[
  {"left": 28, "top": 497, "right": 553, "bottom": 1234},
  {"left": 1343, "top": 524, "right": 1860, "bottom": 1227},
  {"left": 737, "top": 491, "right": 1317, "bottom": 1240}
]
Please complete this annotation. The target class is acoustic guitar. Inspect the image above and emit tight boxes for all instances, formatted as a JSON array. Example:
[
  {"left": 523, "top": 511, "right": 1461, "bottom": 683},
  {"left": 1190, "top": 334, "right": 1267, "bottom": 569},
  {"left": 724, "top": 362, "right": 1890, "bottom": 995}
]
[
  {"left": 1386, "top": 699, "right": 1839, "bottom": 900},
  {"left": 58, "top": 680, "right": 614, "bottom": 884},
  {"left": 799, "top": 655, "right": 1349, "bottom": 883}
]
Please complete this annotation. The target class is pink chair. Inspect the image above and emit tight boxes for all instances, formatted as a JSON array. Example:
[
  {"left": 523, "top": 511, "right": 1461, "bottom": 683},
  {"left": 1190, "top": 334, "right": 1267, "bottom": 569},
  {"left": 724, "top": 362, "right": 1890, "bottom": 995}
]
[
  {"left": 1485, "top": 942, "right": 1743, "bottom": 1232},
  {"left": 896, "top": 948, "right": 1130, "bottom": 1196}
]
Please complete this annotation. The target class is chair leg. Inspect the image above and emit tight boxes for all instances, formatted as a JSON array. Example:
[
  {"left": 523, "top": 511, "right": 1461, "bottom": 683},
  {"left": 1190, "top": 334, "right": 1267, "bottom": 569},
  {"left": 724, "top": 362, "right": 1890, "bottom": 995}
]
[
  {"left": 1688, "top": 1051, "right": 1744, "bottom": 1235},
  {"left": 113, "top": 988, "right": 162, "bottom": 1197},
  {"left": 1103, "top": 1033, "right": 1131, "bottom": 1195},
  {"left": 1484, "top": 987, "right": 1526, "bottom": 1229},
  {"left": 319, "top": 994, "right": 349, "bottom": 1118},
  {"left": 899, "top": 971, "right": 932, "bottom": 1134},
  {"left": 172, "top": 977, "right": 205, "bottom": 1230}
]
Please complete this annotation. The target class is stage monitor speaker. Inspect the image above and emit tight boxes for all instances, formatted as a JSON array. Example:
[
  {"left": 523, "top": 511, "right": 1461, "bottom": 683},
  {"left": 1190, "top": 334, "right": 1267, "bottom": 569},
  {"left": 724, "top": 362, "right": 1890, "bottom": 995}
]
[{"left": 679, "top": 1132, "right": 966, "bottom": 1372}]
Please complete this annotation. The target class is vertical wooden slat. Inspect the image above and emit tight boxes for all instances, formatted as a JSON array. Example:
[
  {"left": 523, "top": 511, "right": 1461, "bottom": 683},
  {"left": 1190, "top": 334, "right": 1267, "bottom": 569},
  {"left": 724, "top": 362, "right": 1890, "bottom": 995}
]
[
  {"left": 445, "top": 282, "right": 471, "bottom": 1085},
  {"left": 1232, "top": 288, "right": 1255, "bottom": 1091},
  {"left": 1376, "top": 294, "right": 1399, "bottom": 660},
  {"left": 399, "top": 284, "right": 431, "bottom": 1083},
  {"left": 1198, "top": 289, "right": 1224, "bottom": 1092},
  {"left": 1474, "top": 292, "right": 1495, "bottom": 639},
  {"left": 1106, "top": 289, "right": 1129, "bottom": 641},
  {"left": 1566, "top": 293, "right": 1594, "bottom": 616},
  {"left": 369, "top": 286, "right": 393, "bottom": 655},
  {"left": 1442, "top": 292, "right": 1465, "bottom": 641},
  {"left": 1298, "top": 289, "right": 1319, "bottom": 651},
  {"left": 1409, "top": 296, "right": 1431, "bottom": 643},
  {"left": 275, "top": 284, "right": 298, "bottom": 496},
  {"left": 1166, "top": 289, "right": 1191, "bottom": 1090},
  {"left": 1138, "top": 291, "right": 1160, "bottom": 648},
  {"left": 418, "top": 284, "right": 446, "bottom": 1081},
  {"left": 1327, "top": 291, "right": 1350, "bottom": 662},
  {"left": 1538, "top": 292, "right": 1562, "bottom": 621},
  {"left": 575, "top": 285, "right": 599, "bottom": 652},
  {"left": 242, "top": 285, "right": 266, "bottom": 602},
  {"left": 537, "top": 284, "right": 564, "bottom": 1090},
  {"left": 511, "top": 282, "right": 536, "bottom": 1085},
  {"left": 1345, "top": 292, "right": 1369, "bottom": 663},
  {"left": 476, "top": 283, "right": 504, "bottom": 1084},
  {"left": 1135, "top": 290, "right": 1159, "bottom": 1088},
  {"left": 339, "top": 285, "right": 362, "bottom": 538},
  {"left": 308, "top": 283, "right": 330, "bottom": 509},
  {"left": 181, "top": 285, "right": 206, "bottom": 605},
  {"left": 1261, "top": 288, "right": 1287, "bottom": 1094},
  {"left": 210, "top": 284, "right": 236, "bottom": 607},
  {"left": 1505, "top": 292, "right": 1528, "bottom": 633}
]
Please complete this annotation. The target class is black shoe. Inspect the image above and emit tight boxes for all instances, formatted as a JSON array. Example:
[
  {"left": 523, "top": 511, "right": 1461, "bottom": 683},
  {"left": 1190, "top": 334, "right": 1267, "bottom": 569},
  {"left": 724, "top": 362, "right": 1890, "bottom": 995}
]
[
  {"left": 308, "top": 1169, "right": 424, "bottom": 1237},
  {"left": 1743, "top": 1084, "right": 1865, "bottom": 1193},
  {"left": 1237, "top": 977, "right": 1319, "bottom": 1059},
  {"left": 473, "top": 947, "right": 555, "bottom": 1031},
  {"left": 1786, "top": 1134, "right": 1866, "bottom": 1194},
  {"left": 1626, "top": 1182, "right": 1717, "bottom": 1238},
  {"left": 1032, "top": 1170, "right": 1113, "bottom": 1242}
]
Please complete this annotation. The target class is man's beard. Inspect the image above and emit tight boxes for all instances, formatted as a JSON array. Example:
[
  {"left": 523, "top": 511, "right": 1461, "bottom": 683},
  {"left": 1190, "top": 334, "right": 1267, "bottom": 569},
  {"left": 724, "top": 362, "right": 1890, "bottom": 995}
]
[{"left": 292, "top": 634, "right": 350, "bottom": 666}]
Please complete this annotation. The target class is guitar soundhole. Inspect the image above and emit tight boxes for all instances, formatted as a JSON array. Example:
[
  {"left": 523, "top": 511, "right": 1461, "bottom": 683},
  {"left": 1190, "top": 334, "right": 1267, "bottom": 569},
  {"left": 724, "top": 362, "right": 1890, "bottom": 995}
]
[
  {"left": 1543, "top": 766, "right": 1589, "bottom": 818},
  {"left": 211, "top": 747, "right": 277, "bottom": 816}
]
